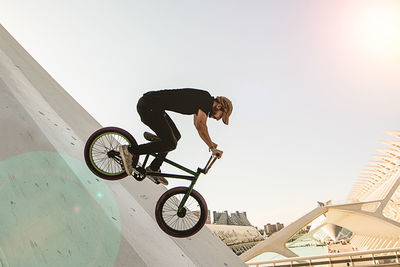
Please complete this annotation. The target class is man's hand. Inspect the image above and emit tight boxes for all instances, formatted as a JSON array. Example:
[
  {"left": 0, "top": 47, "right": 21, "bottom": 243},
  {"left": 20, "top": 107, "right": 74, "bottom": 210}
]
[{"left": 211, "top": 147, "right": 223, "bottom": 159}]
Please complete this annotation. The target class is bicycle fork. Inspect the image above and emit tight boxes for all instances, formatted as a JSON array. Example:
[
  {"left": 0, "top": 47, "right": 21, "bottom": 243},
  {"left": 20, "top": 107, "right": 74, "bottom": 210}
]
[
  {"left": 176, "top": 155, "right": 217, "bottom": 213},
  {"left": 177, "top": 174, "right": 200, "bottom": 214}
]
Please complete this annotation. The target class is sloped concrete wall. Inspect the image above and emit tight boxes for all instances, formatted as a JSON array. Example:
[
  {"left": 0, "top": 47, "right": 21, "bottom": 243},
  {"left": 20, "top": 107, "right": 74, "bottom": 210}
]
[{"left": 0, "top": 24, "right": 245, "bottom": 267}]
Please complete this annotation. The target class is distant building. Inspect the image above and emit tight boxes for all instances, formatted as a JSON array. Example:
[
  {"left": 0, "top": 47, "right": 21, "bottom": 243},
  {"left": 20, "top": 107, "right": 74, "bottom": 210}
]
[
  {"left": 213, "top": 211, "right": 252, "bottom": 226},
  {"left": 208, "top": 211, "right": 262, "bottom": 256},
  {"left": 264, "top": 224, "right": 276, "bottom": 234},
  {"left": 206, "top": 224, "right": 265, "bottom": 256},
  {"left": 213, "top": 211, "right": 229, "bottom": 225},
  {"left": 264, "top": 222, "right": 284, "bottom": 234},
  {"left": 206, "top": 210, "right": 211, "bottom": 224}
]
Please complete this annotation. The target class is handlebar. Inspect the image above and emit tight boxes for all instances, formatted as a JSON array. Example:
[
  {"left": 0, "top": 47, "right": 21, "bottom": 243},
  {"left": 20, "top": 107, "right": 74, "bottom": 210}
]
[{"left": 199, "top": 153, "right": 220, "bottom": 174}]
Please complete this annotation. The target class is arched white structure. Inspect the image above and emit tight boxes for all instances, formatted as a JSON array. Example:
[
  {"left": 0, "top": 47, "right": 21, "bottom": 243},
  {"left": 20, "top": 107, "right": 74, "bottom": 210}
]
[{"left": 241, "top": 131, "right": 400, "bottom": 262}]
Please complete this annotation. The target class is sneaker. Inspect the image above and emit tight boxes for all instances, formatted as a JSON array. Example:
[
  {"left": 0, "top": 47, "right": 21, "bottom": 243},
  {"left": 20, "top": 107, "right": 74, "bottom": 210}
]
[
  {"left": 119, "top": 145, "right": 134, "bottom": 175},
  {"left": 143, "top": 132, "right": 161, "bottom": 142},
  {"left": 145, "top": 166, "right": 168, "bottom": 185}
]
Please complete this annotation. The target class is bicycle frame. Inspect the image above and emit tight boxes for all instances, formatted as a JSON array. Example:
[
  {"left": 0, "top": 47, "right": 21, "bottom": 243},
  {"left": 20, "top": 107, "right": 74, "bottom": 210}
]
[{"left": 140, "top": 153, "right": 217, "bottom": 213}]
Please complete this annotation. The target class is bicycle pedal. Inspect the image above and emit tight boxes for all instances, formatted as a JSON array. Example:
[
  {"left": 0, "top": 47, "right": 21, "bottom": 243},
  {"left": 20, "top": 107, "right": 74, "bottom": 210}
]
[
  {"left": 132, "top": 167, "right": 145, "bottom": 181},
  {"left": 132, "top": 172, "right": 145, "bottom": 181},
  {"left": 136, "top": 166, "right": 146, "bottom": 175}
]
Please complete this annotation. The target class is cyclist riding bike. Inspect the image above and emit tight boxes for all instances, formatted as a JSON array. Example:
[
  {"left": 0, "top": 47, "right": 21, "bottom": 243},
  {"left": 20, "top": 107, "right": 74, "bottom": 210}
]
[{"left": 119, "top": 88, "right": 233, "bottom": 185}]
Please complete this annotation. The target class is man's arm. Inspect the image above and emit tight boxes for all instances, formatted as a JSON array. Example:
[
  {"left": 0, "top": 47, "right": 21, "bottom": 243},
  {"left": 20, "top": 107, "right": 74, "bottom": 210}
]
[{"left": 194, "top": 109, "right": 222, "bottom": 158}]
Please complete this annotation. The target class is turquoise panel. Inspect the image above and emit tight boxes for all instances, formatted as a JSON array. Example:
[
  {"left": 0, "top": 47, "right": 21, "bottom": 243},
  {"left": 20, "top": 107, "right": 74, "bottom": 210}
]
[{"left": 0, "top": 151, "right": 121, "bottom": 267}]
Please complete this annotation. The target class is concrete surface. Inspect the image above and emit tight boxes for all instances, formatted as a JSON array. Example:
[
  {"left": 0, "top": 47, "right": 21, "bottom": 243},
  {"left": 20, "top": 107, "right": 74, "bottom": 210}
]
[{"left": 0, "top": 24, "right": 246, "bottom": 267}]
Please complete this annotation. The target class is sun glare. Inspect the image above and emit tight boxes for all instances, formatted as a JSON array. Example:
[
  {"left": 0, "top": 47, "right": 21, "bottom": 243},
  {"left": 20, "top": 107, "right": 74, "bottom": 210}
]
[{"left": 352, "top": 2, "right": 400, "bottom": 57}]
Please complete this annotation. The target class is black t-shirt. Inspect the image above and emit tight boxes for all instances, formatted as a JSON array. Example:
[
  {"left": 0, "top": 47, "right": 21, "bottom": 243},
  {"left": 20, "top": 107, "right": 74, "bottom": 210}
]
[{"left": 142, "top": 88, "right": 214, "bottom": 115}]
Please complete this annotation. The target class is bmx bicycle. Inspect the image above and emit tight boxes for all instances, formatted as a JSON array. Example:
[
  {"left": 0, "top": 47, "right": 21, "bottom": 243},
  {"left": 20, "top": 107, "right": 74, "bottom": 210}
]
[{"left": 84, "top": 127, "right": 218, "bottom": 238}]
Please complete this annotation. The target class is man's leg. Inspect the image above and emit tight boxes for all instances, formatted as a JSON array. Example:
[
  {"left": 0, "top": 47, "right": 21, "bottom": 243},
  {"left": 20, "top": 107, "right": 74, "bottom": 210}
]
[
  {"left": 134, "top": 99, "right": 180, "bottom": 163},
  {"left": 149, "top": 113, "right": 181, "bottom": 171},
  {"left": 120, "top": 97, "right": 178, "bottom": 182}
]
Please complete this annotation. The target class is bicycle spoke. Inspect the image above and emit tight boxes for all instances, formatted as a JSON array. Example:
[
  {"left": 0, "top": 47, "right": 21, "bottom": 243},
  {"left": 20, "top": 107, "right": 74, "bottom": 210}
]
[
  {"left": 90, "top": 132, "right": 130, "bottom": 175},
  {"left": 161, "top": 193, "right": 202, "bottom": 232}
]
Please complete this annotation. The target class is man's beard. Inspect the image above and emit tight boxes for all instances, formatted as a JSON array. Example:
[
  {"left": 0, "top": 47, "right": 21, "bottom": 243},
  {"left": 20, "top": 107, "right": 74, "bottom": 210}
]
[{"left": 209, "top": 108, "right": 217, "bottom": 118}]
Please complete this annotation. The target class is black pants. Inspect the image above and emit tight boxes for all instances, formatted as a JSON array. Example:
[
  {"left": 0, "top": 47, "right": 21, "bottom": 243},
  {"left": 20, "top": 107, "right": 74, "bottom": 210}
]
[{"left": 133, "top": 96, "right": 181, "bottom": 170}]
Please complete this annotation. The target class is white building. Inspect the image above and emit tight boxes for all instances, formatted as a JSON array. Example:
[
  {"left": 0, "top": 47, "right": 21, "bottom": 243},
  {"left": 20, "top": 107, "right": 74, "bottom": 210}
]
[{"left": 241, "top": 130, "right": 400, "bottom": 261}]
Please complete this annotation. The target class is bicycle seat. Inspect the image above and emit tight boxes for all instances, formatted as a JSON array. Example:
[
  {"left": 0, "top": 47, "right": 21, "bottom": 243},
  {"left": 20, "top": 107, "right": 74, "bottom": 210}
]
[{"left": 144, "top": 132, "right": 161, "bottom": 142}]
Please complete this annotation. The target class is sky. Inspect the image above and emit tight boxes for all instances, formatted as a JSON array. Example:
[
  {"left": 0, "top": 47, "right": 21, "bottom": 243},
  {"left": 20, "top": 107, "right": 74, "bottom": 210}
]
[{"left": 1, "top": 0, "right": 400, "bottom": 228}]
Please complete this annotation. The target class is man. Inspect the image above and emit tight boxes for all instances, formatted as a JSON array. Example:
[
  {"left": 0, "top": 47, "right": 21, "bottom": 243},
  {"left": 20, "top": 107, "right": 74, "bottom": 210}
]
[{"left": 119, "top": 88, "right": 233, "bottom": 185}]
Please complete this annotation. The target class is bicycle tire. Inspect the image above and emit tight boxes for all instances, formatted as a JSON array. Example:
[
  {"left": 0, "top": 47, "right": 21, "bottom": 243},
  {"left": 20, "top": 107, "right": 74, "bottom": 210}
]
[
  {"left": 155, "top": 187, "right": 208, "bottom": 238},
  {"left": 84, "top": 127, "right": 139, "bottom": 180}
]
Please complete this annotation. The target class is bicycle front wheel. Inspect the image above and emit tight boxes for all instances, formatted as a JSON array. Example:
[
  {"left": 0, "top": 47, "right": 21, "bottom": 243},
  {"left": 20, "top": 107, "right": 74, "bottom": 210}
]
[{"left": 155, "top": 187, "right": 208, "bottom": 238}]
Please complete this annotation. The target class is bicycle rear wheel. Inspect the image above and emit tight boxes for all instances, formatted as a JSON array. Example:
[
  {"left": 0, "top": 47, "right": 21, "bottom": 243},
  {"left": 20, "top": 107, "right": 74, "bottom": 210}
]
[
  {"left": 155, "top": 187, "right": 208, "bottom": 238},
  {"left": 84, "top": 127, "right": 139, "bottom": 180}
]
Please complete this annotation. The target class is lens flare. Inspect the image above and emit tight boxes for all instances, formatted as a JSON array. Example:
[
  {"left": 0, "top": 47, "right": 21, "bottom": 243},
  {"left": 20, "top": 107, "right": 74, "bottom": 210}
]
[
  {"left": 73, "top": 205, "right": 81, "bottom": 213},
  {"left": 352, "top": 2, "right": 400, "bottom": 57}
]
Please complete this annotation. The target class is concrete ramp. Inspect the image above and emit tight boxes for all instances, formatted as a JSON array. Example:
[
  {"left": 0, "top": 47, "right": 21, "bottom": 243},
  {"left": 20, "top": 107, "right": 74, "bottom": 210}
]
[{"left": 0, "top": 24, "right": 245, "bottom": 267}]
